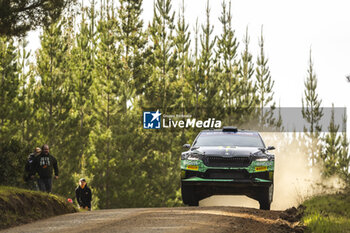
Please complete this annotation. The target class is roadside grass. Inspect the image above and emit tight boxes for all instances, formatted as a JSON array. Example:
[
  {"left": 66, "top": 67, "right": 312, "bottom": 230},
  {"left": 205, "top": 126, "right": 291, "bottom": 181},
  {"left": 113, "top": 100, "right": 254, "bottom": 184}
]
[
  {"left": 0, "top": 186, "right": 77, "bottom": 230},
  {"left": 302, "top": 190, "right": 350, "bottom": 233}
]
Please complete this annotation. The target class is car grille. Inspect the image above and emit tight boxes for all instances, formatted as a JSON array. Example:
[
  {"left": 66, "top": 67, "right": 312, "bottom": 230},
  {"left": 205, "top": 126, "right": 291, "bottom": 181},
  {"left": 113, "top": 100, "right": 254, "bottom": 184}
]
[
  {"left": 204, "top": 169, "right": 249, "bottom": 179},
  {"left": 204, "top": 156, "right": 251, "bottom": 167}
]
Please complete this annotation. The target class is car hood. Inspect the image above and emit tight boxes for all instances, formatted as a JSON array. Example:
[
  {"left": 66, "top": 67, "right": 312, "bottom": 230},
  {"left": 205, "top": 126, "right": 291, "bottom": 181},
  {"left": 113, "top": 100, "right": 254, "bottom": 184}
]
[{"left": 191, "top": 146, "right": 263, "bottom": 157}]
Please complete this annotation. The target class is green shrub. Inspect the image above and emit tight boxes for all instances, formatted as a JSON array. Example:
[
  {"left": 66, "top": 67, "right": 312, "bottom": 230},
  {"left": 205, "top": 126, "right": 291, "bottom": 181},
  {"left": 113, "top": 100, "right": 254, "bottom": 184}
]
[{"left": 302, "top": 192, "right": 350, "bottom": 233}]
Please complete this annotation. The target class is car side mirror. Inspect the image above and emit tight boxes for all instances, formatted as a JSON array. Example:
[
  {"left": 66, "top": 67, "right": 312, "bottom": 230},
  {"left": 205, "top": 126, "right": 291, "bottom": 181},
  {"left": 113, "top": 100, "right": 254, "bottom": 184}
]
[
  {"left": 267, "top": 146, "right": 275, "bottom": 151},
  {"left": 183, "top": 144, "right": 191, "bottom": 149}
]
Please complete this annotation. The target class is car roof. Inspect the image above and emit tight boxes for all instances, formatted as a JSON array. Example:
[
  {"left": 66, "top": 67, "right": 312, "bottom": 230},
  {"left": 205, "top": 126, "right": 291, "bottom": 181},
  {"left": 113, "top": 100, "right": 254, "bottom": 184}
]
[{"left": 200, "top": 128, "right": 258, "bottom": 133}]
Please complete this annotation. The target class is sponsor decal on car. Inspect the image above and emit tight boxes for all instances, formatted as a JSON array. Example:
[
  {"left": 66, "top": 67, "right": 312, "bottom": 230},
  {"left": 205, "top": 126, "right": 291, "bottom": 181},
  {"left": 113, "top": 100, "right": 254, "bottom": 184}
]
[
  {"left": 186, "top": 161, "right": 199, "bottom": 165},
  {"left": 254, "top": 161, "right": 273, "bottom": 166},
  {"left": 186, "top": 165, "right": 199, "bottom": 171},
  {"left": 255, "top": 166, "right": 268, "bottom": 172}
]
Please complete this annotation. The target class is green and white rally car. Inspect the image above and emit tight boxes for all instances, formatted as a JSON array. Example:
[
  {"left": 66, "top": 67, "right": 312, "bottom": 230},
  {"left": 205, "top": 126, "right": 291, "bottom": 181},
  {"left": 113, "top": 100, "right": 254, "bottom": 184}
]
[{"left": 181, "top": 126, "right": 275, "bottom": 210}]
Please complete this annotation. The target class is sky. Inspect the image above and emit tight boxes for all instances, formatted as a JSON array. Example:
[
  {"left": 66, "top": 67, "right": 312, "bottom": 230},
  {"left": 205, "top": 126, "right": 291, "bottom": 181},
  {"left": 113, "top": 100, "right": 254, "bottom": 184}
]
[{"left": 27, "top": 0, "right": 350, "bottom": 130}]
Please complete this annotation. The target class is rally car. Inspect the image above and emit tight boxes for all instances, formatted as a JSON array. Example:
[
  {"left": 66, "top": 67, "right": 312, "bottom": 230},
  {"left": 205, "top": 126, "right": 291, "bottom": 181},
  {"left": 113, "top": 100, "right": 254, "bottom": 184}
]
[{"left": 181, "top": 126, "right": 275, "bottom": 210}]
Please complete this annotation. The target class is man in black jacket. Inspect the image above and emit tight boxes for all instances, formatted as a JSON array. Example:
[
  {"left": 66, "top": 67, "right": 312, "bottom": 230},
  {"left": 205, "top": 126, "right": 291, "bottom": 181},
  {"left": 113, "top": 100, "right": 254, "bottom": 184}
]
[
  {"left": 32, "top": 144, "right": 59, "bottom": 193},
  {"left": 24, "top": 147, "right": 41, "bottom": 190},
  {"left": 75, "top": 178, "right": 92, "bottom": 210}
]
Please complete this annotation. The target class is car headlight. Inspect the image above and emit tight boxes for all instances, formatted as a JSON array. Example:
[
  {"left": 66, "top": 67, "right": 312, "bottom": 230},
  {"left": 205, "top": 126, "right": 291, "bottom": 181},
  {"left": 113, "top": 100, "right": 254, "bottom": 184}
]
[
  {"left": 187, "top": 153, "right": 201, "bottom": 160},
  {"left": 255, "top": 157, "right": 268, "bottom": 162}
]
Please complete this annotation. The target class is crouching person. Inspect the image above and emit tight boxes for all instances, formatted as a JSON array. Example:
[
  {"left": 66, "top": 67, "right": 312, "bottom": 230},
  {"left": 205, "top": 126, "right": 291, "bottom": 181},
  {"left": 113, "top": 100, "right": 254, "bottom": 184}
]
[{"left": 75, "top": 178, "right": 92, "bottom": 211}]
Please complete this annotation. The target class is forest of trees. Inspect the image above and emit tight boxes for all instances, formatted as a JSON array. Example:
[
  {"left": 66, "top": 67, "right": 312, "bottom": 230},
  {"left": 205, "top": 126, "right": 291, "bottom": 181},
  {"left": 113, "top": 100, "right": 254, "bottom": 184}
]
[{"left": 0, "top": 0, "right": 349, "bottom": 209}]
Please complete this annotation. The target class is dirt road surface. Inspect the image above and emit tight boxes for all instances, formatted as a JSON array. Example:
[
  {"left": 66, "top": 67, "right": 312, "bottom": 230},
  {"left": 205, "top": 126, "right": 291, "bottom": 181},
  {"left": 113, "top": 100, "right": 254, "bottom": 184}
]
[{"left": 1, "top": 206, "right": 303, "bottom": 233}]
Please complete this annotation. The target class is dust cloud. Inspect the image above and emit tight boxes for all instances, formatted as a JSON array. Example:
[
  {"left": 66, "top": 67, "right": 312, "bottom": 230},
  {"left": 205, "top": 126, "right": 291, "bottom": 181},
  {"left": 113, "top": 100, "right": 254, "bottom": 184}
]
[{"left": 200, "top": 133, "right": 344, "bottom": 210}]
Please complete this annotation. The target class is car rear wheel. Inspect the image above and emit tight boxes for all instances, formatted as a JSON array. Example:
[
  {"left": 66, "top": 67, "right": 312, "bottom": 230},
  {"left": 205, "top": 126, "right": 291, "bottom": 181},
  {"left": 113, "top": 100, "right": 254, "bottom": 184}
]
[
  {"left": 181, "top": 183, "right": 199, "bottom": 206},
  {"left": 259, "top": 184, "right": 273, "bottom": 210}
]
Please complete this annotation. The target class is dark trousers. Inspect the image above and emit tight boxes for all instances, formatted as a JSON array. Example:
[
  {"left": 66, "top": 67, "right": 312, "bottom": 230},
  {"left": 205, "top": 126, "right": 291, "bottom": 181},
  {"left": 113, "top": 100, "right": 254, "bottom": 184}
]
[
  {"left": 37, "top": 178, "right": 52, "bottom": 193},
  {"left": 26, "top": 180, "right": 39, "bottom": 191}
]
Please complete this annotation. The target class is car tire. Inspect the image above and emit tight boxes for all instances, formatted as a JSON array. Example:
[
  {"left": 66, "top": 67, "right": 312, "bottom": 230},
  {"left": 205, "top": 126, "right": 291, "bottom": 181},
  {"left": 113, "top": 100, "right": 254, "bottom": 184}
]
[
  {"left": 181, "top": 183, "right": 199, "bottom": 206},
  {"left": 259, "top": 184, "right": 273, "bottom": 210}
]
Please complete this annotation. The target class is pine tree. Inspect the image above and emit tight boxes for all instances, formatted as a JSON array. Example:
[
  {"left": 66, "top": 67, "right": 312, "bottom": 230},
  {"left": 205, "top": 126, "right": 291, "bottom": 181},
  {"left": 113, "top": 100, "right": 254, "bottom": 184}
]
[
  {"left": 338, "top": 109, "right": 350, "bottom": 181},
  {"left": 36, "top": 20, "right": 71, "bottom": 146},
  {"left": 236, "top": 27, "right": 260, "bottom": 125},
  {"left": 87, "top": 0, "right": 97, "bottom": 63},
  {"left": 0, "top": 0, "right": 76, "bottom": 36},
  {"left": 199, "top": 0, "right": 218, "bottom": 117},
  {"left": 35, "top": 19, "right": 76, "bottom": 196},
  {"left": 301, "top": 49, "right": 323, "bottom": 167},
  {"left": 255, "top": 26, "right": 276, "bottom": 129},
  {"left": 215, "top": 0, "right": 239, "bottom": 124},
  {"left": 216, "top": 0, "right": 238, "bottom": 106},
  {"left": 0, "top": 36, "right": 19, "bottom": 139},
  {"left": 0, "top": 36, "right": 27, "bottom": 187},
  {"left": 320, "top": 104, "right": 341, "bottom": 177},
  {"left": 16, "top": 38, "right": 39, "bottom": 145},
  {"left": 111, "top": 0, "right": 158, "bottom": 208},
  {"left": 173, "top": 0, "right": 191, "bottom": 111},
  {"left": 68, "top": 2, "right": 96, "bottom": 178},
  {"left": 88, "top": 2, "right": 121, "bottom": 208},
  {"left": 138, "top": 0, "right": 182, "bottom": 207},
  {"left": 172, "top": 0, "right": 191, "bottom": 144},
  {"left": 146, "top": 0, "right": 176, "bottom": 109},
  {"left": 185, "top": 19, "right": 203, "bottom": 117},
  {"left": 117, "top": 0, "right": 147, "bottom": 108}
]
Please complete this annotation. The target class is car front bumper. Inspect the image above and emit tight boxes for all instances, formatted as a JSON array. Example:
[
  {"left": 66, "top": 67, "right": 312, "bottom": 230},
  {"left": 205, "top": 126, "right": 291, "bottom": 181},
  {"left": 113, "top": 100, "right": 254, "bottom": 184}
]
[
  {"left": 181, "top": 176, "right": 272, "bottom": 187},
  {"left": 181, "top": 158, "right": 274, "bottom": 186}
]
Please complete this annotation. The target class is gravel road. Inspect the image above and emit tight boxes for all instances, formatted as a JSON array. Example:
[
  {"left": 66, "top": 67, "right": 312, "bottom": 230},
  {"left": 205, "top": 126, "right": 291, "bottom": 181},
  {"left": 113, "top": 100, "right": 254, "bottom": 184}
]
[{"left": 1, "top": 206, "right": 302, "bottom": 233}]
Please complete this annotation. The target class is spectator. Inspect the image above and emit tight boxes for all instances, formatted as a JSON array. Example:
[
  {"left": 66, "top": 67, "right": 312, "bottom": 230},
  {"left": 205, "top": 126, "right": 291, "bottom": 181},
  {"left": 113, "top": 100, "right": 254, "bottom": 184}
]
[
  {"left": 24, "top": 147, "right": 41, "bottom": 190},
  {"left": 75, "top": 178, "right": 92, "bottom": 211},
  {"left": 32, "top": 144, "right": 59, "bottom": 193}
]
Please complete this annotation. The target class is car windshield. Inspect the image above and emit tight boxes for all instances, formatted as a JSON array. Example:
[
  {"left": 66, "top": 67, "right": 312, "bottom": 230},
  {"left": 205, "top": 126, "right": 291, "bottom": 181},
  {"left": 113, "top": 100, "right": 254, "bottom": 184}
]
[{"left": 193, "top": 132, "right": 264, "bottom": 147}]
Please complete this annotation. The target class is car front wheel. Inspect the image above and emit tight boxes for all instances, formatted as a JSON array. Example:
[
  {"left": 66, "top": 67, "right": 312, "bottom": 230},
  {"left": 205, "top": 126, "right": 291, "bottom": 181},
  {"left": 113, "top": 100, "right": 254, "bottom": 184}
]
[
  {"left": 259, "top": 184, "right": 273, "bottom": 210},
  {"left": 181, "top": 183, "right": 199, "bottom": 206}
]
